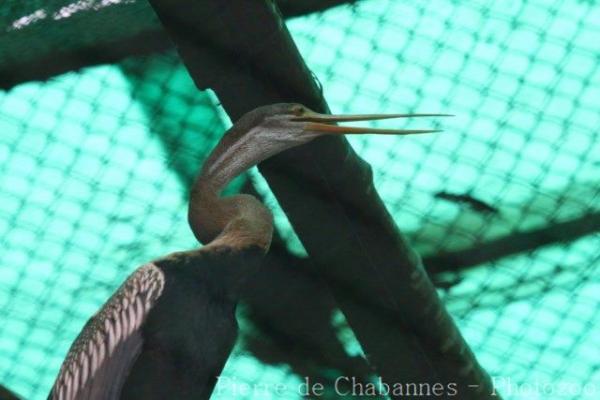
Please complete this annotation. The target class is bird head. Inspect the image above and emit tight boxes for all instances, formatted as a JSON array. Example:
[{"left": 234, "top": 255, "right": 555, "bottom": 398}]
[
  {"left": 232, "top": 102, "right": 448, "bottom": 148},
  {"left": 201, "top": 103, "right": 450, "bottom": 191}
]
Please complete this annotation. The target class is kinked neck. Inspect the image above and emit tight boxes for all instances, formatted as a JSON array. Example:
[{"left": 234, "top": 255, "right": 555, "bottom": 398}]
[{"left": 188, "top": 175, "right": 273, "bottom": 253}]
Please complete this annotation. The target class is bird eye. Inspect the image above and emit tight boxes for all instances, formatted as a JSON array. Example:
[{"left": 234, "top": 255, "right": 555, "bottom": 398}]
[{"left": 291, "top": 106, "right": 304, "bottom": 116}]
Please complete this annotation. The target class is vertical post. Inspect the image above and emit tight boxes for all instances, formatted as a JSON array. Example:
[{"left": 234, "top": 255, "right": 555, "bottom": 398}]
[{"left": 146, "top": 1, "right": 499, "bottom": 398}]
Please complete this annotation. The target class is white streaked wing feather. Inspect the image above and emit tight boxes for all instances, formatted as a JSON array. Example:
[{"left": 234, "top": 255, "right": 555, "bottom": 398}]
[{"left": 50, "top": 263, "right": 165, "bottom": 400}]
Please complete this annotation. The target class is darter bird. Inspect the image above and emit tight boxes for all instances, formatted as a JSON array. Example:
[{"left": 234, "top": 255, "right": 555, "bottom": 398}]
[{"left": 48, "top": 103, "right": 447, "bottom": 400}]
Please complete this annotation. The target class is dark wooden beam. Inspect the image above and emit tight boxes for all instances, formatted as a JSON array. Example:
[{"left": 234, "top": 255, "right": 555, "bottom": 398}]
[
  {"left": 0, "top": 0, "right": 358, "bottom": 90},
  {"left": 426, "top": 211, "right": 600, "bottom": 274},
  {"left": 145, "top": 0, "right": 499, "bottom": 398}
]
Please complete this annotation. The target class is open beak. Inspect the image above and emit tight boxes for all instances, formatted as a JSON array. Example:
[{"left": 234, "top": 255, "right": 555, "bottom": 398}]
[{"left": 293, "top": 111, "right": 452, "bottom": 135}]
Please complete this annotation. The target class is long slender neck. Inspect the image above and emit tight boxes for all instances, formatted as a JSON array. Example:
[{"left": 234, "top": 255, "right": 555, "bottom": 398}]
[{"left": 188, "top": 132, "right": 274, "bottom": 253}]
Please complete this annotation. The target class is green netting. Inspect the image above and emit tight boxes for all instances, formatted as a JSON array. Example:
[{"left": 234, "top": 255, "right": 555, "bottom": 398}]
[
  {"left": 1, "top": 1, "right": 600, "bottom": 399},
  {"left": 0, "top": 1, "right": 158, "bottom": 69}
]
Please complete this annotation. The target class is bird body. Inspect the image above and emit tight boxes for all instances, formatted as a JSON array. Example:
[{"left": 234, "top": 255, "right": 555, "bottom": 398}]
[
  {"left": 48, "top": 103, "right": 446, "bottom": 399},
  {"left": 50, "top": 247, "right": 262, "bottom": 400}
]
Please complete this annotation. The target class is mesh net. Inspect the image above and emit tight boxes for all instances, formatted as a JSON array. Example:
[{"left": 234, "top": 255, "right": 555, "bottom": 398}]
[
  {"left": 1, "top": 0, "right": 600, "bottom": 399},
  {"left": 0, "top": 1, "right": 158, "bottom": 69}
]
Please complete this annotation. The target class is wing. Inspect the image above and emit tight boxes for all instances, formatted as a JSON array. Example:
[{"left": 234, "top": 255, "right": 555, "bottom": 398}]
[{"left": 49, "top": 263, "right": 165, "bottom": 400}]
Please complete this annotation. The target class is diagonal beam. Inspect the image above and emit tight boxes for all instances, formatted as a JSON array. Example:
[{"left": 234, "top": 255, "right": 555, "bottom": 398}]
[
  {"left": 426, "top": 211, "right": 600, "bottom": 274},
  {"left": 145, "top": 0, "right": 499, "bottom": 398}
]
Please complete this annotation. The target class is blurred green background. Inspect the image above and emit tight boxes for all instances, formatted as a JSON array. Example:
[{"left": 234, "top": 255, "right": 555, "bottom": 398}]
[{"left": 1, "top": 1, "right": 599, "bottom": 399}]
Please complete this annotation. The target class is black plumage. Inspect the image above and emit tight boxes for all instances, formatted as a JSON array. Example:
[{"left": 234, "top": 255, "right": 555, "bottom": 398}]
[{"left": 49, "top": 247, "right": 262, "bottom": 400}]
